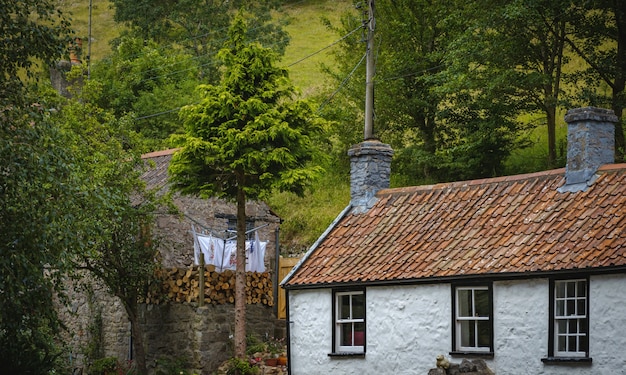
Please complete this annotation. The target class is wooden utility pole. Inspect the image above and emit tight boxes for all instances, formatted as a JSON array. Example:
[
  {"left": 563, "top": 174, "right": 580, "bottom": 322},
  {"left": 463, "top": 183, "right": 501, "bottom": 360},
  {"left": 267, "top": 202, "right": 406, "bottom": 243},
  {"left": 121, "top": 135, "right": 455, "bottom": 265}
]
[{"left": 364, "top": 0, "right": 376, "bottom": 140}]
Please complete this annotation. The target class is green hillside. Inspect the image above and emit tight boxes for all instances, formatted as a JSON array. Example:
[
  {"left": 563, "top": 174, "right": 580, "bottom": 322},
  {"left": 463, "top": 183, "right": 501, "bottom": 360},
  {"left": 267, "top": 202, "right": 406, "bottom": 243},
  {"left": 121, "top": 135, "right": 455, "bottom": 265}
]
[
  {"left": 57, "top": 0, "right": 355, "bottom": 253},
  {"left": 58, "top": 0, "right": 353, "bottom": 91}
]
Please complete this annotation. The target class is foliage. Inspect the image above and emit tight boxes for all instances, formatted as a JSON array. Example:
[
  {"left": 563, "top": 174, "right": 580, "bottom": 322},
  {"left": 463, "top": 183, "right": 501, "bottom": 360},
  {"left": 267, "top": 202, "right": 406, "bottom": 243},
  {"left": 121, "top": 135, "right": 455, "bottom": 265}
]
[
  {"left": 226, "top": 357, "right": 259, "bottom": 375},
  {"left": 52, "top": 84, "right": 163, "bottom": 374},
  {"left": 89, "top": 357, "right": 118, "bottom": 375},
  {"left": 169, "top": 12, "right": 326, "bottom": 358},
  {"left": 109, "top": 0, "right": 289, "bottom": 82},
  {"left": 89, "top": 357, "right": 137, "bottom": 375},
  {"left": 0, "top": 0, "right": 73, "bottom": 105},
  {"left": 154, "top": 356, "right": 192, "bottom": 375},
  {"left": 87, "top": 36, "right": 200, "bottom": 150},
  {"left": 0, "top": 103, "right": 83, "bottom": 373},
  {"left": 169, "top": 13, "right": 326, "bottom": 202}
]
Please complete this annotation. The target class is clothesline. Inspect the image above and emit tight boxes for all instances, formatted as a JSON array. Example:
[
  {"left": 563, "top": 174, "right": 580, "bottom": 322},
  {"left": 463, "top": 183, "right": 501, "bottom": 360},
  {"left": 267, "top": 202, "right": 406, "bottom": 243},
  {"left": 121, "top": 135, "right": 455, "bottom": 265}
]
[{"left": 191, "top": 224, "right": 268, "bottom": 273}]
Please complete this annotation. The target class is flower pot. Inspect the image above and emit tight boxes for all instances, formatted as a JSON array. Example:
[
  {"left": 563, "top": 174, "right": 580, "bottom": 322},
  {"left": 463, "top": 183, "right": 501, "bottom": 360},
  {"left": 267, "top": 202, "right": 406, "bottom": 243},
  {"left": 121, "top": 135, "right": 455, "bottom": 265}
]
[
  {"left": 277, "top": 356, "right": 287, "bottom": 366},
  {"left": 265, "top": 358, "right": 278, "bottom": 367}
]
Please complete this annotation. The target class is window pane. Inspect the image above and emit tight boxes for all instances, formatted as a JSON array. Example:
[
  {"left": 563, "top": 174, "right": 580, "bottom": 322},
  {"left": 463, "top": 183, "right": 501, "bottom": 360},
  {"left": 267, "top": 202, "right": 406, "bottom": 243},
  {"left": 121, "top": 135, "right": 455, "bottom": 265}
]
[
  {"left": 340, "top": 323, "right": 353, "bottom": 346},
  {"left": 557, "top": 320, "right": 567, "bottom": 334},
  {"left": 580, "top": 318, "right": 587, "bottom": 334},
  {"left": 556, "top": 300, "right": 565, "bottom": 316},
  {"left": 475, "top": 290, "right": 489, "bottom": 317},
  {"left": 566, "top": 282, "right": 575, "bottom": 297},
  {"left": 352, "top": 294, "right": 365, "bottom": 319},
  {"left": 568, "top": 319, "right": 578, "bottom": 334},
  {"left": 558, "top": 335, "right": 566, "bottom": 351},
  {"left": 568, "top": 336, "right": 577, "bottom": 352},
  {"left": 579, "top": 333, "right": 588, "bottom": 352},
  {"left": 460, "top": 320, "right": 475, "bottom": 347},
  {"left": 567, "top": 300, "right": 575, "bottom": 316},
  {"left": 577, "top": 280, "right": 586, "bottom": 297},
  {"left": 477, "top": 320, "right": 490, "bottom": 347},
  {"left": 340, "top": 295, "right": 351, "bottom": 319},
  {"left": 354, "top": 322, "right": 365, "bottom": 346},
  {"left": 577, "top": 299, "right": 586, "bottom": 315},
  {"left": 458, "top": 290, "right": 472, "bottom": 317},
  {"left": 556, "top": 281, "right": 566, "bottom": 298}
]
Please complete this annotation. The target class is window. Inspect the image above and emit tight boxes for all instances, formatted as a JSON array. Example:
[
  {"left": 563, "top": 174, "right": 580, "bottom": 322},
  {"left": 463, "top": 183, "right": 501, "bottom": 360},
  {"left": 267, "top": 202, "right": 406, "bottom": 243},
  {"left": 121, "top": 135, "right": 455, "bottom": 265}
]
[
  {"left": 550, "top": 278, "right": 589, "bottom": 358},
  {"left": 453, "top": 285, "right": 493, "bottom": 354},
  {"left": 332, "top": 290, "right": 365, "bottom": 354}
]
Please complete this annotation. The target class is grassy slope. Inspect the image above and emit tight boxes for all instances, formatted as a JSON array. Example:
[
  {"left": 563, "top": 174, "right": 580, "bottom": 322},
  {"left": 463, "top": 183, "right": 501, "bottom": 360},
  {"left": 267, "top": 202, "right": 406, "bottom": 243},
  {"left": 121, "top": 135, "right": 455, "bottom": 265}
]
[
  {"left": 273, "top": 0, "right": 354, "bottom": 253},
  {"left": 57, "top": 0, "right": 354, "bottom": 253},
  {"left": 57, "top": 0, "right": 123, "bottom": 61}
]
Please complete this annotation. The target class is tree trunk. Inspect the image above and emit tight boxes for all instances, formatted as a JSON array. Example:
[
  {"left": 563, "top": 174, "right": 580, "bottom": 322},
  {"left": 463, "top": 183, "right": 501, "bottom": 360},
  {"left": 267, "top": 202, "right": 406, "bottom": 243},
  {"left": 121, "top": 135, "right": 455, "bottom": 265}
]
[
  {"left": 234, "top": 178, "right": 247, "bottom": 359},
  {"left": 124, "top": 301, "right": 148, "bottom": 375},
  {"left": 612, "top": 0, "right": 626, "bottom": 162}
]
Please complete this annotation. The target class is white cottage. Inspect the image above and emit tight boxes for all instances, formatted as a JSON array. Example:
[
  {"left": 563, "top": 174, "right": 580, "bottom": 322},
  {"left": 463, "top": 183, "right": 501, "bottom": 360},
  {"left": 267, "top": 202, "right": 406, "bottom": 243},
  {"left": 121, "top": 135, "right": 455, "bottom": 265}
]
[{"left": 281, "top": 107, "right": 626, "bottom": 375}]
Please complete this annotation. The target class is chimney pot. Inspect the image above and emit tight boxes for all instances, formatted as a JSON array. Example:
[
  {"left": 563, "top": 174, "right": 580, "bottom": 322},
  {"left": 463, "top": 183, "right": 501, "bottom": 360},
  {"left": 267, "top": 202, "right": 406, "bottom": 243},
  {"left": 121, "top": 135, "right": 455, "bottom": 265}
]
[
  {"left": 348, "top": 140, "right": 393, "bottom": 212},
  {"left": 560, "top": 107, "right": 616, "bottom": 192}
]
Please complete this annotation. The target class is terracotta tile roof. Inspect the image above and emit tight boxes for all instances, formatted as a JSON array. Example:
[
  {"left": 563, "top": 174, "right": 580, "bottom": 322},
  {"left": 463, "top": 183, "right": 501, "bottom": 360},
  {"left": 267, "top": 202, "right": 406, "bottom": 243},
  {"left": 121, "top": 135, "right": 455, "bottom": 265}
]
[{"left": 284, "top": 164, "right": 626, "bottom": 288}]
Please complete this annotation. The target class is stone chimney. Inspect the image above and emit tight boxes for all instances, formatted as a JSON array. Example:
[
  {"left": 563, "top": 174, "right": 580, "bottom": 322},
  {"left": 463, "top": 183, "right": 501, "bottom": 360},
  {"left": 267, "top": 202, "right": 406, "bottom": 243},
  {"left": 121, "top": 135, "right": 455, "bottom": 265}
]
[
  {"left": 559, "top": 107, "right": 617, "bottom": 192},
  {"left": 348, "top": 140, "right": 393, "bottom": 212}
]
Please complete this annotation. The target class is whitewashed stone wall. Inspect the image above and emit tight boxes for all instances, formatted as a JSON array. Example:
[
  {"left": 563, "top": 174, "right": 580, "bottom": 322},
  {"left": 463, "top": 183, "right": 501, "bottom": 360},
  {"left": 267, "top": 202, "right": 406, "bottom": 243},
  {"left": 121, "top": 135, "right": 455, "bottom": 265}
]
[{"left": 288, "top": 274, "right": 626, "bottom": 374}]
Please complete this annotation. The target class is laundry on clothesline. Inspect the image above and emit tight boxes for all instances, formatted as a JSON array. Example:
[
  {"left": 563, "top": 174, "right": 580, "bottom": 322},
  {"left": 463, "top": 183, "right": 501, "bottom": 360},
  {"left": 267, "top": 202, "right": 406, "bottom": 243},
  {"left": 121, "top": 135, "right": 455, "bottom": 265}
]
[{"left": 193, "top": 230, "right": 267, "bottom": 273}]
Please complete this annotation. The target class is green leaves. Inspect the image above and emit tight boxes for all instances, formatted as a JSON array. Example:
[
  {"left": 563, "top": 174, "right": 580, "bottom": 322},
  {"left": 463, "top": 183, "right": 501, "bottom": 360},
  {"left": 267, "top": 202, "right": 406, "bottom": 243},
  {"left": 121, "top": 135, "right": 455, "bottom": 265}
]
[{"left": 170, "top": 13, "right": 326, "bottom": 201}]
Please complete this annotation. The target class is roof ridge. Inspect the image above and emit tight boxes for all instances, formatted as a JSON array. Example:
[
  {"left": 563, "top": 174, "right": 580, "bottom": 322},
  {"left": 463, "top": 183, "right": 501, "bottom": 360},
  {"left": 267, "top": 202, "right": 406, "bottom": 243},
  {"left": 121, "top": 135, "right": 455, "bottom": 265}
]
[
  {"left": 378, "top": 168, "right": 568, "bottom": 196},
  {"left": 141, "top": 148, "right": 180, "bottom": 159}
]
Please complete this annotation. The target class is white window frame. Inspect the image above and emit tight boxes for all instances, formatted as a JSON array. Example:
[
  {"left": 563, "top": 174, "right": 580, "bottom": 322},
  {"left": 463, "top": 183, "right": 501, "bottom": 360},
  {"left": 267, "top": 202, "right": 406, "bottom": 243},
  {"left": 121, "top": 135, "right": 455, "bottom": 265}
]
[
  {"left": 553, "top": 279, "right": 588, "bottom": 358},
  {"left": 334, "top": 290, "right": 365, "bottom": 354},
  {"left": 454, "top": 285, "right": 492, "bottom": 353}
]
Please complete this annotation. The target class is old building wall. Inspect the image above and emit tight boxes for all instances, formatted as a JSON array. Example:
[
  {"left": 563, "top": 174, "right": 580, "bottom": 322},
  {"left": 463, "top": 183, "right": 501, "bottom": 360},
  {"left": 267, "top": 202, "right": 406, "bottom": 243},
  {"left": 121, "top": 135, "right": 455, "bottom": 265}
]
[{"left": 288, "top": 275, "right": 626, "bottom": 375}]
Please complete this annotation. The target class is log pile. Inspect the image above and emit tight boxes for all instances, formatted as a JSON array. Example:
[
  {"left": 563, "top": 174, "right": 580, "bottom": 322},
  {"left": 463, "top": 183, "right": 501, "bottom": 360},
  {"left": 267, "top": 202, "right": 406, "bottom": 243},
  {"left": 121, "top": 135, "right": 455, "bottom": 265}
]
[{"left": 143, "top": 265, "right": 274, "bottom": 306}]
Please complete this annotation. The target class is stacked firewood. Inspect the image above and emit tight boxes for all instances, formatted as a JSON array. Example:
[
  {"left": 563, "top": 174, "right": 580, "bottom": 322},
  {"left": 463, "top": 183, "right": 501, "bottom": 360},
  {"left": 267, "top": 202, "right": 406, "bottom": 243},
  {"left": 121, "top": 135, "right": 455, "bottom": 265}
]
[{"left": 142, "top": 265, "right": 274, "bottom": 306}]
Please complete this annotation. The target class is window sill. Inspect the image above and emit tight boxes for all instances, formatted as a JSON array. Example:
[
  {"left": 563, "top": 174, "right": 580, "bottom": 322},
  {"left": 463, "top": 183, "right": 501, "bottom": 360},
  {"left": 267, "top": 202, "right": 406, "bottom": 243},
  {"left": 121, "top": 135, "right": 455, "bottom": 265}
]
[
  {"left": 541, "top": 357, "right": 592, "bottom": 364},
  {"left": 328, "top": 352, "right": 365, "bottom": 358},
  {"left": 449, "top": 351, "right": 494, "bottom": 358}
]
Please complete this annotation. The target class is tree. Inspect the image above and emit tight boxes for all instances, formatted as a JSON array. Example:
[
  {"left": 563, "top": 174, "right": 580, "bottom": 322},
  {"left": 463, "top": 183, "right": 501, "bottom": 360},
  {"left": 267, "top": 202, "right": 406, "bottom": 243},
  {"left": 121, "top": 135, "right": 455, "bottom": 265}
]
[
  {"left": 324, "top": 0, "right": 524, "bottom": 182},
  {"left": 54, "top": 93, "right": 161, "bottom": 375},
  {"left": 109, "top": 0, "right": 289, "bottom": 82},
  {"left": 169, "top": 13, "right": 325, "bottom": 358},
  {"left": 0, "top": 104, "right": 83, "bottom": 374},
  {"left": 567, "top": 0, "right": 626, "bottom": 161},
  {"left": 0, "top": 1, "right": 76, "bottom": 372},
  {"left": 458, "top": 0, "right": 574, "bottom": 168},
  {"left": 0, "top": 0, "right": 72, "bottom": 105},
  {"left": 89, "top": 36, "right": 200, "bottom": 150}
]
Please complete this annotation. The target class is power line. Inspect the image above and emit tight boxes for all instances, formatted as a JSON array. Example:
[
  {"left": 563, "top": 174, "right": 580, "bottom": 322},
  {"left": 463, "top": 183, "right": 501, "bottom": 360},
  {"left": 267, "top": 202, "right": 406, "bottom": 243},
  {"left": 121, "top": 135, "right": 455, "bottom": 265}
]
[
  {"left": 317, "top": 51, "right": 367, "bottom": 114},
  {"left": 133, "top": 26, "right": 364, "bottom": 121},
  {"left": 286, "top": 24, "right": 363, "bottom": 68}
]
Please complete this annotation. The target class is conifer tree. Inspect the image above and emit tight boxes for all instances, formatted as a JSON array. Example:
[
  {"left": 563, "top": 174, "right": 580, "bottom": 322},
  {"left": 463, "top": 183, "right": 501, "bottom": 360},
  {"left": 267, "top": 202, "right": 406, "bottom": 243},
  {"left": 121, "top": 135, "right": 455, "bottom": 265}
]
[{"left": 169, "top": 12, "right": 325, "bottom": 358}]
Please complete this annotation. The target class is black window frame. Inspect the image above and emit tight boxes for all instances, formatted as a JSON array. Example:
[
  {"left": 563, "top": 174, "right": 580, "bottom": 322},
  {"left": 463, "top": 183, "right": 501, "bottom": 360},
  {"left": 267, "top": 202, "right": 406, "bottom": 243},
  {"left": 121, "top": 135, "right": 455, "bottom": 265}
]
[
  {"left": 329, "top": 287, "right": 366, "bottom": 357},
  {"left": 451, "top": 282, "right": 494, "bottom": 357},
  {"left": 542, "top": 276, "right": 592, "bottom": 364}
]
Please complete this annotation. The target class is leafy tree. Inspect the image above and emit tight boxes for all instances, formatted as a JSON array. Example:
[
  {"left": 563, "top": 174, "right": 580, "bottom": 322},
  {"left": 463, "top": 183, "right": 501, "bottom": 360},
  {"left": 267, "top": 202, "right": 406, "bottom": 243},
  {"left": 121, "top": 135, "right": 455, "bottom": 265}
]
[
  {"left": 567, "top": 0, "right": 626, "bottom": 161},
  {"left": 169, "top": 13, "right": 325, "bottom": 358},
  {"left": 324, "top": 0, "right": 523, "bottom": 183},
  {"left": 455, "top": 0, "right": 575, "bottom": 168},
  {"left": 54, "top": 94, "right": 161, "bottom": 375},
  {"left": 0, "top": 0, "right": 72, "bottom": 105},
  {"left": 88, "top": 36, "right": 200, "bottom": 150},
  {"left": 0, "top": 104, "right": 81, "bottom": 373},
  {"left": 109, "top": 0, "right": 289, "bottom": 82},
  {"left": 0, "top": 1, "right": 76, "bottom": 372}
]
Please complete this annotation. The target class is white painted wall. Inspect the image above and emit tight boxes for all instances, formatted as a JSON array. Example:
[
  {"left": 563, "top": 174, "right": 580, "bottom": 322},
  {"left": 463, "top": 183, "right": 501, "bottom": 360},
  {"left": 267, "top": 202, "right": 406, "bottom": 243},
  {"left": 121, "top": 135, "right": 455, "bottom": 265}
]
[{"left": 288, "top": 274, "right": 626, "bottom": 374}]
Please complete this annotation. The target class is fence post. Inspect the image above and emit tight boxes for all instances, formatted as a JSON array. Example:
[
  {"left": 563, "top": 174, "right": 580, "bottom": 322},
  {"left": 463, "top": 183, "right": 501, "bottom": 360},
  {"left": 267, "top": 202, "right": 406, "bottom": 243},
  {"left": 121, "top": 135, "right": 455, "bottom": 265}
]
[{"left": 199, "top": 255, "right": 205, "bottom": 307}]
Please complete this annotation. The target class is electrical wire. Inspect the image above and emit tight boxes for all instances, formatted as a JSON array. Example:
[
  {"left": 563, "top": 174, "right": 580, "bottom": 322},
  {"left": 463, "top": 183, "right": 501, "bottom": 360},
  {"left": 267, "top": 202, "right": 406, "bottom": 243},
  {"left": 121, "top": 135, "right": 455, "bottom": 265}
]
[
  {"left": 134, "top": 25, "right": 365, "bottom": 121},
  {"left": 317, "top": 51, "right": 367, "bottom": 115}
]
